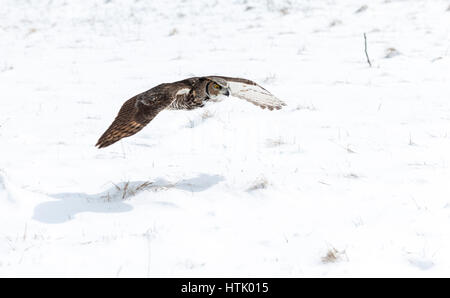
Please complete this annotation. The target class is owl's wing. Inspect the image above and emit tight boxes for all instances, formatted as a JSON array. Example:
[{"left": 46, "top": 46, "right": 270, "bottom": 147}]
[
  {"left": 207, "top": 76, "right": 286, "bottom": 110},
  {"left": 96, "top": 84, "right": 188, "bottom": 148}
]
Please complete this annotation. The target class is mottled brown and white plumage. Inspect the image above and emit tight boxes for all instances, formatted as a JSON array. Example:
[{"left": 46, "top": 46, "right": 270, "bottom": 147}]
[{"left": 96, "top": 76, "right": 286, "bottom": 148}]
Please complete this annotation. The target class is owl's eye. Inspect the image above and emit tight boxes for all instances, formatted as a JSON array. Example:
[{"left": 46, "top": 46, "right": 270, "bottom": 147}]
[{"left": 213, "top": 84, "right": 220, "bottom": 89}]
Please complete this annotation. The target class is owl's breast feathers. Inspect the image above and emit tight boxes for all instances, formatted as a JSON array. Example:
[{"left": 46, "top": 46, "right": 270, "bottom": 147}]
[{"left": 167, "top": 77, "right": 208, "bottom": 110}]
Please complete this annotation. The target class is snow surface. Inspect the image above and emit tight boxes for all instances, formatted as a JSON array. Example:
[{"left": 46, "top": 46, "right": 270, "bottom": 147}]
[{"left": 1, "top": 0, "right": 450, "bottom": 277}]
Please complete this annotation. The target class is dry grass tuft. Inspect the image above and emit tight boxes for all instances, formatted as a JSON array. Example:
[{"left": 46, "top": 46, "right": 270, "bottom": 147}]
[
  {"left": 0, "top": 63, "right": 13, "bottom": 72},
  {"left": 385, "top": 47, "right": 400, "bottom": 58},
  {"left": 293, "top": 104, "right": 316, "bottom": 111},
  {"left": 355, "top": 5, "right": 368, "bottom": 13},
  {"left": 201, "top": 110, "right": 214, "bottom": 120},
  {"left": 168, "top": 28, "right": 178, "bottom": 36},
  {"left": 262, "top": 73, "right": 277, "bottom": 84},
  {"left": 266, "top": 137, "right": 285, "bottom": 147},
  {"left": 109, "top": 181, "right": 155, "bottom": 200},
  {"left": 321, "top": 247, "right": 347, "bottom": 264},
  {"left": 344, "top": 173, "right": 360, "bottom": 179},
  {"left": 247, "top": 176, "right": 269, "bottom": 192},
  {"left": 279, "top": 7, "right": 290, "bottom": 16},
  {"left": 187, "top": 119, "right": 196, "bottom": 128},
  {"left": 329, "top": 19, "right": 342, "bottom": 27}
]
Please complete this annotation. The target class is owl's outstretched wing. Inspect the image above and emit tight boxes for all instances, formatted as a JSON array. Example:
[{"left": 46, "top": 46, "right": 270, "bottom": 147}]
[
  {"left": 207, "top": 76, "right": 286, "bottom": 110},
  {"left": 96, "top": 84, "right": 189, "bottom": 148}
]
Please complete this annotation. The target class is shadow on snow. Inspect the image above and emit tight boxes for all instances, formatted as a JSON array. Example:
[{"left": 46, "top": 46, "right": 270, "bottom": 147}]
[{"left": 32, "top": 174, "right": 224, "bottom": 224}]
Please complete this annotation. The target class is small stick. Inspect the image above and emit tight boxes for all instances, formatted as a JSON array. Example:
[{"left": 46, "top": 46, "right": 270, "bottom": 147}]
[{"left": 364, "top": 33, "right": 372, "bottom": 67}]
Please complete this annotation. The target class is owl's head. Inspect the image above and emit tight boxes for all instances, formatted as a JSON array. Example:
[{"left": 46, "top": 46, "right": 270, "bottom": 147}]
[{"left": 206, "top": 78, "right": 230, "bottom": 99}]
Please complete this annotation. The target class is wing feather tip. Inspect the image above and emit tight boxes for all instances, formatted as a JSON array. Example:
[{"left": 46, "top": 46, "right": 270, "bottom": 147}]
[
  {"left": 95, "top": 135, "right": 117, "bottom": 149},
  {"left": 95, "top": 140, "right": 108, "bottom": 149}
]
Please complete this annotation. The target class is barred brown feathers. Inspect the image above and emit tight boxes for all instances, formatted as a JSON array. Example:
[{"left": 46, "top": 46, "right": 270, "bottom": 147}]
[{"left": 95, "top": 97, "right": 150, "bottom": 148}]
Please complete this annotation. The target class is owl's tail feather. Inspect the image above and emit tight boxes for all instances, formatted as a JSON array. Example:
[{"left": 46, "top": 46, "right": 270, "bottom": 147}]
[{"left": 96, "top": 98, "right": 147, "bottom": 148}]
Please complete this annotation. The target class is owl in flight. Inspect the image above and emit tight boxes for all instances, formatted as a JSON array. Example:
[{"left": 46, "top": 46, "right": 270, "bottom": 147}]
[{"left": 95, "top": 76, "right": 286, "bottom": 148}]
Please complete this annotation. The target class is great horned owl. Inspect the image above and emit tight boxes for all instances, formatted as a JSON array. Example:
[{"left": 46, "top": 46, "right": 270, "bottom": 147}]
[{"left": 95, "top": 76, "right": 286, "bottom": 148}]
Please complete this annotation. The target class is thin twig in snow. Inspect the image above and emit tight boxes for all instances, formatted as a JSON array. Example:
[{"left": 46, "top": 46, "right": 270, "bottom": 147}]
[{"left": 364, "top": 33, "right": 372, "bottom": 67}]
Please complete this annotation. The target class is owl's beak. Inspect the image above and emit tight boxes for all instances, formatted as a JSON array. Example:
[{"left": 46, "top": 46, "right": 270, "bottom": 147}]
[{"left": 224, "top": 89, "right": 230, "bottom": 96}]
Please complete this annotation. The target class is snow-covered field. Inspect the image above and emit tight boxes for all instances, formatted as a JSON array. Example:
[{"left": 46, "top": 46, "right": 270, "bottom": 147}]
[{"left": 1, "top": 0, "right": 450, "bottom": 277}]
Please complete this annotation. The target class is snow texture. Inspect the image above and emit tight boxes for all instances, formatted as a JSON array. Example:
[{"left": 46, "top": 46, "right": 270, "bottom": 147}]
[{"left": 1, "top": 0, "right": 450, "bottom": 277}]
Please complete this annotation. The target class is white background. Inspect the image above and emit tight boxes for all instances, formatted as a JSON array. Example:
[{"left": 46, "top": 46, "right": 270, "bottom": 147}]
[{"left": 1, "top": 0, "right": 450, "bottom": 277}]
